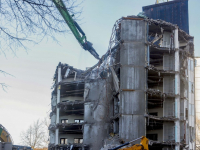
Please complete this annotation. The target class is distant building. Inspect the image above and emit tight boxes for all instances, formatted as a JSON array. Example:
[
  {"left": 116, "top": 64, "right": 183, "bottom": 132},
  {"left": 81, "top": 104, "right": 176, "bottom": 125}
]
[{"left": 0, "top": 124, "right": 32, "bottom": 150}]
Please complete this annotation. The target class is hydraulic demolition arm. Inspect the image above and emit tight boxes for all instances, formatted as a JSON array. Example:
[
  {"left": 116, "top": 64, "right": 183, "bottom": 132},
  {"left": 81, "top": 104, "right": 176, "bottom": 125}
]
[
  {"left": 109, "top": 136, "right": 149, "bottom": 150},
  {"left": 52, "top": 0, "right": 100, "bottom": 60}
]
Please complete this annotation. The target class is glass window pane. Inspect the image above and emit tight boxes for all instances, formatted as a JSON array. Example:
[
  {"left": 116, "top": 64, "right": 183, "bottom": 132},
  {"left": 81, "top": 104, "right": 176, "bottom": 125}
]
[
  {"left": 74, "top": 138, "right": 79, "bottom": 143},
  {"left": 80, "top": 120, "right": 84, "bottom": 123},
  {"left": 60, "top": 139, "right": 65, "bottom": 144},
  {"left": 75, "top": 120, "right": 79, "bottom": 123},
  {"left": 65, "top": 139, "right": 68, "bottom": 144},
  {"left": 79, "top": 139, "right": 83, "bottom": 143},
  {"left": 65, "top": 119, "right": 68, "bottom": 123}
]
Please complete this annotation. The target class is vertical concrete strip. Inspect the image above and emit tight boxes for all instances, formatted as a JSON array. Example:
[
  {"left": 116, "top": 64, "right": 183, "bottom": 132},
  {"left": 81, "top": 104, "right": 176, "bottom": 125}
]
[
  {"left": 84, "top": 78, "right": 112, "bottom": 150},
  {"left": 174, "top": 28, "right": 180, "bottom": 150},
  {"left": 55, "top": 66, "right": 61, "bottom": 145},
  {"left": 119, "top": 20, "right": 147, "bottom": 142}
]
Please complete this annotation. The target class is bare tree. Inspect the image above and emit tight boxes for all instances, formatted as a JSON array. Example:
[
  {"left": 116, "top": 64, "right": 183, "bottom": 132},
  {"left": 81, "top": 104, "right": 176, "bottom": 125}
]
[
  {"left": 0, "top": 0, "right": 81, "bottom": 56},
  {"left": 20, "top": 119, "right": 49, "bottom": 148},
  {"left": 0, "top": 70, "right": 13, "bottom": 91},
  {"left": 42, "top": 117, "right": 50, "bottom": 147},
  {"left": 0, "top": 0, "right": 81, "bottom": 90}
]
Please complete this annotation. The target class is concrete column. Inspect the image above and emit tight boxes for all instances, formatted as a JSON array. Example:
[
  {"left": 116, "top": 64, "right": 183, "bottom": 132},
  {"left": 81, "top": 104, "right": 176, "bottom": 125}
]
[
  {"left": 55, "top": 66, "right": 61, "bottom": 145},
  {"left": 119, "top": 20, "right": 147, "bottom": 142},
  {"left": 174, "top": 28, "right": 180, "bottom": 150},
  {"left": 83, "top": 79, "right": 113, "bottom": 150}
]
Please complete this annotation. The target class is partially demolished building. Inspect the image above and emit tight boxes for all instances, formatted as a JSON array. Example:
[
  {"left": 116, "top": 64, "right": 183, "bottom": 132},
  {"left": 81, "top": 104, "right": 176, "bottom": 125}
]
[
  {"left": 48, "top": 16, "right": 195, "bottom": 150},
  {"left": 49, "top": 64, "right": 86, "bottom": 149}
]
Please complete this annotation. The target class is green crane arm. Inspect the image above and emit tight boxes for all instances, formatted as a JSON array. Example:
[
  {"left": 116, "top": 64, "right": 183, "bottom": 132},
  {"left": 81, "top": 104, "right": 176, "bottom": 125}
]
[{"left": 52, "top": 0, "right": 100, "bottom": 60}]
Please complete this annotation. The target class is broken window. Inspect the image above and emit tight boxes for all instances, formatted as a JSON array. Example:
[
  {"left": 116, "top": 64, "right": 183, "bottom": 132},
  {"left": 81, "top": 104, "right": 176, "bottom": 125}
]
[
  {"left": 113, "top": 118, "right": 119, "bottom": 134},
  {"left": 60, "top": 138, "right": 68, "bottom": 144},
  {"left": 74, "top": 138, "right": 83, "bottom": 143},
  {"left": 185, "top": 108, "right": 188, "bottom": 119},
  {"left": 61, "top": 119, "right": 68, "bottom": 123}
]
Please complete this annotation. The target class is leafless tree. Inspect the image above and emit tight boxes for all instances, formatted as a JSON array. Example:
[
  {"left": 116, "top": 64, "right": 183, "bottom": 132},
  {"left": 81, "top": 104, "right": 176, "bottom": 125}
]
[
  {"left": 20, "top": 119, "right": 50, "bottom": 148},
  {"left": 0, "top": 0, "right": 81, "bottom": 90},
  {"left": 42, "top": 117, "right": 51, "bottom": 147},
  {"left": 0, "top": 70, "right": 13, "bottom": 91},
  {"left": 0, "top": 0, "right": 81, "bottom": 56}
]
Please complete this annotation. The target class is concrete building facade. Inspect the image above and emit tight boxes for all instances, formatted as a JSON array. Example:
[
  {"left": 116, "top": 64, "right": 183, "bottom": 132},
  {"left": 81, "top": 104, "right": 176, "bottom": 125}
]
[
  {"left": 48, "top": 64, "right": 86, "bottom": 150},
  {"left": 49, "top": 17, "right": 195, "bottom": 150},
  {"left": 195, "top": 57, "right": 200, "bottom": 148}
]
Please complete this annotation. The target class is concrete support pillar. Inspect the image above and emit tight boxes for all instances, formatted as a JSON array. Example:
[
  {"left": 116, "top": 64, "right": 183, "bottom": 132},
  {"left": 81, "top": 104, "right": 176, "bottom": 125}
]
[
  {"left": 83, "top": 79, "right": 112, "bottom": 150},
  {"left": 174, "top": 28, "right": 180, "bottom": 150},
  {"left": 55, "top": 66, "right": 61, "bottom": 145},
  {"left": 119, "top": 20, "right": 147, "bottom": 142}
]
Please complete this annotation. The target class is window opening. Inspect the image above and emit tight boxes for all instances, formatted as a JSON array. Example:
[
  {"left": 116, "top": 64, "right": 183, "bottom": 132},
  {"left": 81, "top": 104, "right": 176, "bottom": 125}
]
[
  {"left": 74, "top": 138, "right": 83, "bottom": 143},
  {"left": 60, "top": 138, "right": 68, "bottom": 144},
  {"left": 61, "top": 119, "right": 68, "bottom": 123},
  {"left": 74, "top": 119, "right": 84, "bottom": 123}
]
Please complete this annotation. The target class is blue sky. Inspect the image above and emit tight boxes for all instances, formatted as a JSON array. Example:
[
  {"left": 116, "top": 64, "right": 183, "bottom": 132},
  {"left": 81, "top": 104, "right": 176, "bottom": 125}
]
[{"left": 0, "top": 0, "right": 199, "bottom": 145}]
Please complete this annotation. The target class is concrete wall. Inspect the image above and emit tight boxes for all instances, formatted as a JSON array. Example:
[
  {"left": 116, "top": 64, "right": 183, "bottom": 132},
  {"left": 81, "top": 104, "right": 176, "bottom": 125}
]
[
  {"left": 163, "top": 122, "right": 175, "bottom": 141},
  {"left": 195, "top": 58, "right": 200, "bottom": 147},
  {"left": 84, "top": 79, "right": 112, "bottom": 150},
  {"left": 119, "top": 19, "right": 147, "bottom": 142},
  {"left": 51, "top": 95, "right": 56, "bottom": 107},
  {"left": 163, "top": 99, "right": 175, "bottom": 117},
  {"left": 163, "top": 54, "right": 175, "bottom": 71},
  {"left": 163, "top": 76, "right": 175, "bottom": 94},
  {"left": 50, "top": 131, "right": 55, "bottom": 144},
  {"left": 51, "top": 114, "right": 56, "bottom": 125}
]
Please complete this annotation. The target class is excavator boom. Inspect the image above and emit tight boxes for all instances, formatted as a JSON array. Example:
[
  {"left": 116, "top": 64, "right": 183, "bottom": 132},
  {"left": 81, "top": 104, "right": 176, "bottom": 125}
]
[
  {"left": 52, "top": 0, "right": 99, "bottom": 59},
  {"left": 109, "top": 136, "right": 149, "bottom": 150}
]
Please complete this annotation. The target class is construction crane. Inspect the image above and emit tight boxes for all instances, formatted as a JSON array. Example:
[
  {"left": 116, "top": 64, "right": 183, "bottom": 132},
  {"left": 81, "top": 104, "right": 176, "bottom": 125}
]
[
  {"left": 109, "top": 136, "right": 149, "bottom": 150},
  {"left": 52, "top": 0, "right": 100, "bottom": 60}
]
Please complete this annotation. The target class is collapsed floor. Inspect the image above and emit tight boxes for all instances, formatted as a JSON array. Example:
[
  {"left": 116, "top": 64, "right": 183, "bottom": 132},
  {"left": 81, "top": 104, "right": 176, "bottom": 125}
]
[{"left": 49, "top": 16, "right": 195, "bottom": 150}]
